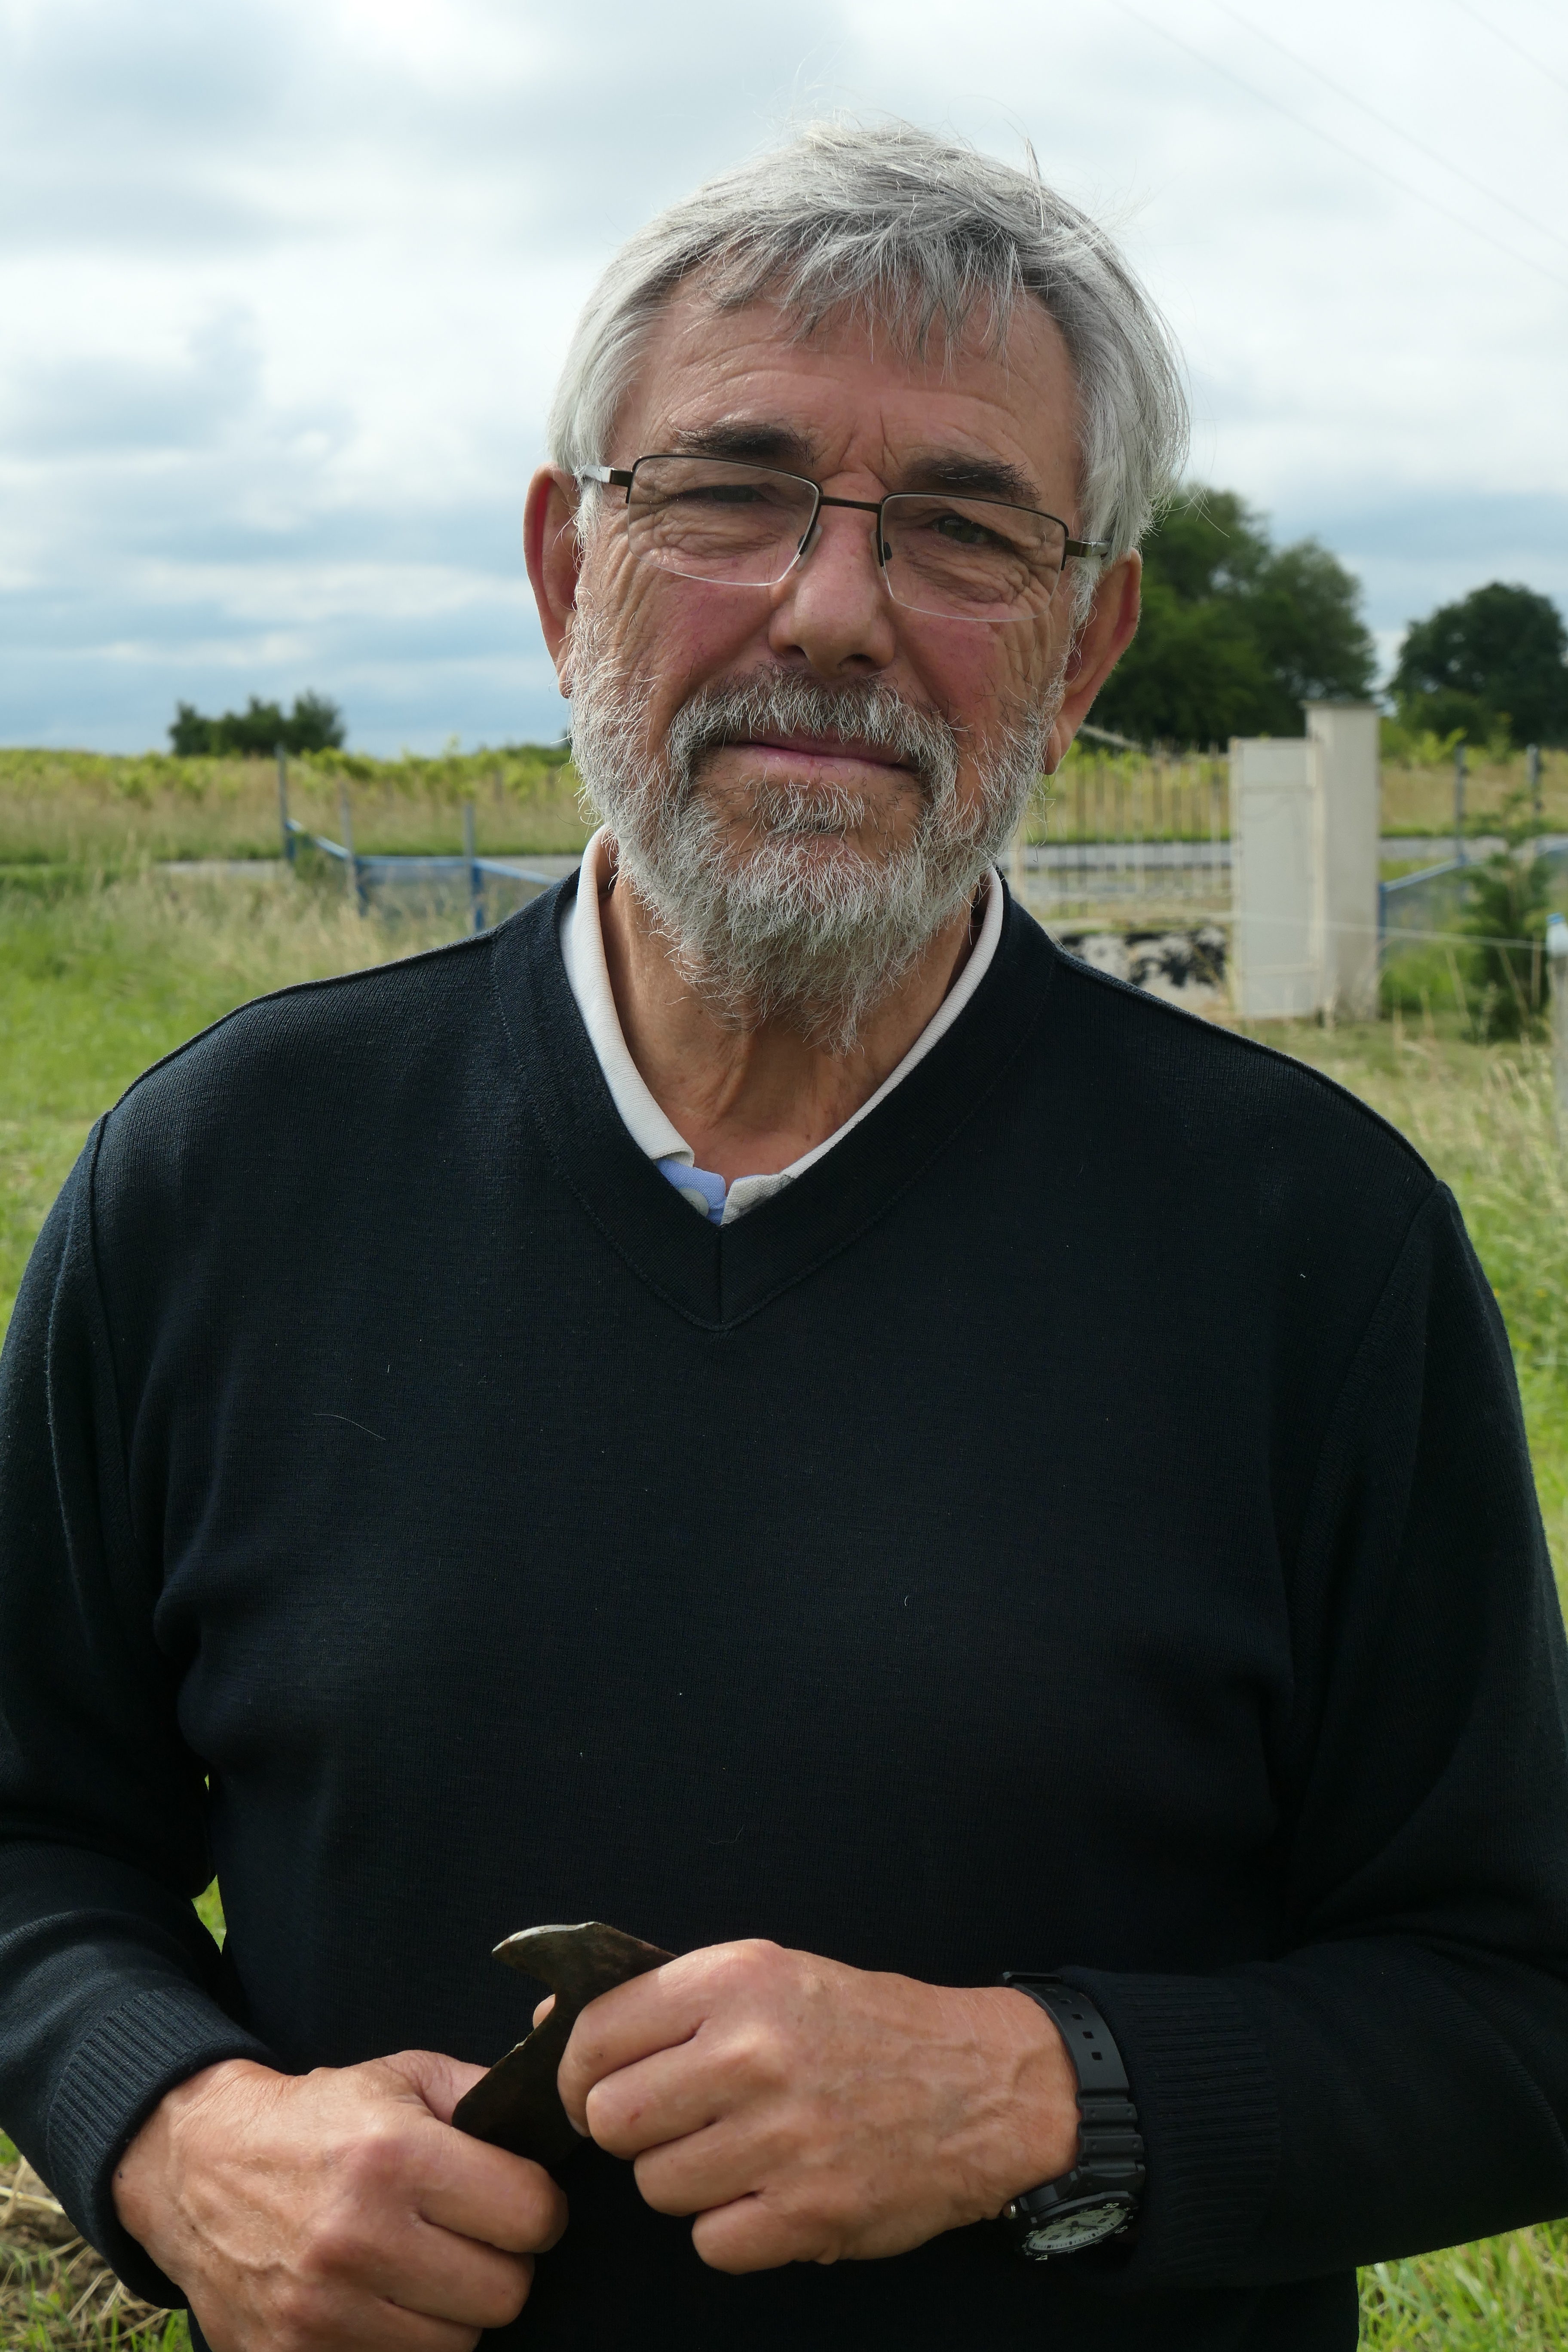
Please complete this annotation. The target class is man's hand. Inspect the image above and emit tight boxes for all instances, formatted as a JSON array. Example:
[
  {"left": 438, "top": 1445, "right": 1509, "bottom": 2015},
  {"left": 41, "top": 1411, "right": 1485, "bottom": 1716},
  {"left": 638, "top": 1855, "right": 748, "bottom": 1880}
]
[
  {"left": 556, "top": 1940, "right": 1078, "bottom": 2272},
  {"left": 112, "top": 2051, "right": 567, "bottom": 2351}
]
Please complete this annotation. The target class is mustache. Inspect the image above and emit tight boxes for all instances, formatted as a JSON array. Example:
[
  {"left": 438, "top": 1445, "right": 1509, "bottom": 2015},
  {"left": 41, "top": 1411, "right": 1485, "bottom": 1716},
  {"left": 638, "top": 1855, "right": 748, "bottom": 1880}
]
[{"left": 664, "top": 672, "right": 962, "bottom": 803}]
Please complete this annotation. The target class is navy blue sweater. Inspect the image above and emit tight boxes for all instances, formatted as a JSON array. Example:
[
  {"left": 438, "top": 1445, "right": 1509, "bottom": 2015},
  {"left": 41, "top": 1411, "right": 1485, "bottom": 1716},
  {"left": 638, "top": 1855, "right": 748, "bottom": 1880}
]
[{"left": 2, "top": 879, "right": 1567, "bottom": 2350}]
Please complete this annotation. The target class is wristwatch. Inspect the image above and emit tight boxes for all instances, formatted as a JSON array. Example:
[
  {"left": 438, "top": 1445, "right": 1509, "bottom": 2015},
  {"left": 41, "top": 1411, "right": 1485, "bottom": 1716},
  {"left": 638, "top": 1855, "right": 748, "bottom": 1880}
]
[{"left": 997, "top": 1975, "right": 1145, "bottom": 2260}]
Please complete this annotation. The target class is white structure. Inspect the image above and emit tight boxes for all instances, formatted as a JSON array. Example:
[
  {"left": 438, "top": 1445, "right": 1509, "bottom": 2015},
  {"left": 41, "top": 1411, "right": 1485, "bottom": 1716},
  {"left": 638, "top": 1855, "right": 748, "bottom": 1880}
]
[{"left": 1230, "top": 702, "right": 1380, "bottom": 1021}]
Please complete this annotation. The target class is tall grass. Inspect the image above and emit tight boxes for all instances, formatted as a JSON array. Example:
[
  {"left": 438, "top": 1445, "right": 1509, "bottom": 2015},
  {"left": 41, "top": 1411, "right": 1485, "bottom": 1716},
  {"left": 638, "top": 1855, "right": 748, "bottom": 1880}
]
[
  {"left": 0, "top": 744, "right": 592, "bottom": 870},
  {"left": 1360, "top": 2223, "right": 1568, "bottom": 2349},
  {"left": 1379, "top": 739, "right": 1568, "bottom": 840},
  {"left": 1245, "top": 1015, "right": 1568, "bottom": 1584},
  {"left": 9, "top": 738, "right": 1560, "bottom": 874},
  {"left": 1034, "top": 738, "right": 1568, "bottom": 847},
  {"left": 1031, "top": 744, "right": 1231, "bottom": 847},
  {"left": 0, "top": 869, "right": 461, "bottom": 1328}
]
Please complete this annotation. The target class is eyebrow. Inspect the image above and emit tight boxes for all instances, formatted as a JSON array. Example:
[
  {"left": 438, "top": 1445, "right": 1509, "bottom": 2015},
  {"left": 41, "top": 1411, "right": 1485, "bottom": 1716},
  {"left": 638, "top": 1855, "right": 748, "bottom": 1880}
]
[
  {"left": 663, "top": 421, "right": 1046, "bottom": 511},
  {"left": 896, "top": 447, "right": 1044, "bottom": 508},
  {"left": 668, "top": 420, "right": 817, "bottom": 470}
]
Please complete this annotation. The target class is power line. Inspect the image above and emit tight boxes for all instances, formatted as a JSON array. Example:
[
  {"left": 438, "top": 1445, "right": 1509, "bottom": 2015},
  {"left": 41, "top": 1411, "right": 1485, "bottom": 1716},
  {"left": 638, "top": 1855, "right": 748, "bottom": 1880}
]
[
  {"left": 1449, "top": 0, "right": 1568, "bottom": 101},
  {"left": 1208, "top": 0, "right": 1568, "bottom": 259},
  {"left": 1112, "top": 0, "right": 1568, "bottom": 296}
]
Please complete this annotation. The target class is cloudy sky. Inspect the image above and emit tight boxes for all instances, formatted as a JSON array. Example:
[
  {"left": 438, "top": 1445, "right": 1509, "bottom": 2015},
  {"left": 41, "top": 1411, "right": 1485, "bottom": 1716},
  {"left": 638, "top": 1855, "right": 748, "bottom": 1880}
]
[{"left": 3, "top": 0, "right": 1565, "bottom": 754}]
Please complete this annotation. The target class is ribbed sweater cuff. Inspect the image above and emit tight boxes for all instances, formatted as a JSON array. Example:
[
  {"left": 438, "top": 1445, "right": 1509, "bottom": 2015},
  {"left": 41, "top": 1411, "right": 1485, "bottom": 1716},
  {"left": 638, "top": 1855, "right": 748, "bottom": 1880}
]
[
  {"left": 1063, "top": 1968, "right": 1280, "bottom": 2291},
  {"left": 46, "top": 1985, "right": 273, "bottom": 2309}
]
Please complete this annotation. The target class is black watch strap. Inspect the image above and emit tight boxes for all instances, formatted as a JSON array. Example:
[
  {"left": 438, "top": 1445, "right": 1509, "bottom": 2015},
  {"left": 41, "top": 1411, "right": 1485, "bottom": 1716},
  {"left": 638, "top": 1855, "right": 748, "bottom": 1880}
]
[{"left": 998, "top": 1976, "right": 1145, "bottom": 2258}]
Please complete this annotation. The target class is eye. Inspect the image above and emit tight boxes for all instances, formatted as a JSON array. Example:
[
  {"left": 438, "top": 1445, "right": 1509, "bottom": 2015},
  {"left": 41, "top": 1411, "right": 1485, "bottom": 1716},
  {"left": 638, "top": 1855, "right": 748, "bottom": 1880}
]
[
  {"left": 665, "top": 479, "right": 797, "bottom": 512},
  {"left": 677, "top": 482, "right": 766, "bottom": 506},
  {"left": 929, "top": 509, "right": 1006, "bottom": 549}
]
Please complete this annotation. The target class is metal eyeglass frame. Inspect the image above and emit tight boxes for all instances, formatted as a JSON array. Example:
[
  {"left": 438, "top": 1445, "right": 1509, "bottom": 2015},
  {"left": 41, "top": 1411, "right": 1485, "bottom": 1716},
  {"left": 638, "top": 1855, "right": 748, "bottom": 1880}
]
[{"left": 576, "top": 457, "right": 1110, "bottom": 620}]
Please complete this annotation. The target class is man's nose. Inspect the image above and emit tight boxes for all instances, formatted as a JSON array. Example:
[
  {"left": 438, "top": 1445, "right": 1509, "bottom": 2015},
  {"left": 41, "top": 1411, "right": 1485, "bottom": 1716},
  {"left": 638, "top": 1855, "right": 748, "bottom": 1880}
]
[{"left": 766, "top": 505, "right": 899, "bottom": 677}]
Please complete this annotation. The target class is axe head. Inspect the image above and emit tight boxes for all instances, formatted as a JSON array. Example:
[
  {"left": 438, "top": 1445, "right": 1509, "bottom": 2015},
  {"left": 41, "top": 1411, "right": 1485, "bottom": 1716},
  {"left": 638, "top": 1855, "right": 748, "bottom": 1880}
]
[{"left": 451, "top": 1920, "right": 673, "bottom": 2174}]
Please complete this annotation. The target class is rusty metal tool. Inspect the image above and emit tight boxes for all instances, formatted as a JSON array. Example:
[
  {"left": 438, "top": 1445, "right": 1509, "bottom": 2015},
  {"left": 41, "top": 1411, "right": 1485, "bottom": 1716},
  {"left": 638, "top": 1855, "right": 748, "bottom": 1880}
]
[{"left": 452, "top": 1920, "right": 673, "bottom": 2174}]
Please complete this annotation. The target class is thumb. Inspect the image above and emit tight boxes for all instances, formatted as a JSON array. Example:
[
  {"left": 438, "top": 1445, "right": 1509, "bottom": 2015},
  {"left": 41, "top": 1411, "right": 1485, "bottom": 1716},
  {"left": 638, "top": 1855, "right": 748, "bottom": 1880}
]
[{"left": 376, "top": 2048, "right": 491, "bottom": 2126}]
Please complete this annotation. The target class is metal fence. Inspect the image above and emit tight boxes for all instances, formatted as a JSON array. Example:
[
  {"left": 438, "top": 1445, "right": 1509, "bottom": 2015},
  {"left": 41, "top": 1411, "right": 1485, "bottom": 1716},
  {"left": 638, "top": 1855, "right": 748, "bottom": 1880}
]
[
  {"left": 1010, "top": 747, "right": 1231, "bottom": 926},
  {"left": 1380, "top": 844, "right": 1568, "bottom": 951},
  {"left": 273, "top": 742, "right": 1568, "bottom": 1014},
  {"left": 278, "top": 756, "right": 558, "bottom": 932}
]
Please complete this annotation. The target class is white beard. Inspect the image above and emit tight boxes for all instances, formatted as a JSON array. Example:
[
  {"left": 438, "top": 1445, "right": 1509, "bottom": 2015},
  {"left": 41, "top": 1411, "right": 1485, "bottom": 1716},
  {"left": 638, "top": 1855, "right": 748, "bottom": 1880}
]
[{"left": 568, "top": 601, "right": 1057, "bottom": 1052}]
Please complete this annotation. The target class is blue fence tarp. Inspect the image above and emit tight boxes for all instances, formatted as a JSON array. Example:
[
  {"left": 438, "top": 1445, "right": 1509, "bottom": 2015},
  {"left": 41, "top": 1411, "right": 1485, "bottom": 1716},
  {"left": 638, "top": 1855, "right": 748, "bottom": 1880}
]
[{"left": 282, "top": 817, "right": 559, "bottom": 933}]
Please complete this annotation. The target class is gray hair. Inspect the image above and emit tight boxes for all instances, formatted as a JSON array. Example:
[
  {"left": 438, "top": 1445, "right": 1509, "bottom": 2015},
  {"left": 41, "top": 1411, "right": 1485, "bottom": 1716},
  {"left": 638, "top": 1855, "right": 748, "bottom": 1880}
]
[{"left": 546, "top": 117, "right": 1189, "bottom": 577}]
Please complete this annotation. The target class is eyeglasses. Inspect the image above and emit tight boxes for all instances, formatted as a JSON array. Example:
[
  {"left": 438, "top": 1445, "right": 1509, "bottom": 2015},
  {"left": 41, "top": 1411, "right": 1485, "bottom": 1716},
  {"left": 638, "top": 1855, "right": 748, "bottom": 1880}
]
[{"left": 577, "top": 455, "right": 1108, "bottom": 626}]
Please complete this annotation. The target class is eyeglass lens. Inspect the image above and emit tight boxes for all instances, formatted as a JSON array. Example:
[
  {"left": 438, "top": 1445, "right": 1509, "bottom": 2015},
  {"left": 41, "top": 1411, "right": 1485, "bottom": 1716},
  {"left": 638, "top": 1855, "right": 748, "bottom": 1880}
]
[{"left": 621, "top": 456, "right": 1068, "bottom": 623}]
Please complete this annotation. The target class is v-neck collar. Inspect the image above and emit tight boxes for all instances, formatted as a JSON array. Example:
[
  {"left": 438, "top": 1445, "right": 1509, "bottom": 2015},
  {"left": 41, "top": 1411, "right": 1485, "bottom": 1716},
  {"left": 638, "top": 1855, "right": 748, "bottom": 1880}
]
[{"left": 490, "top": 869, "right": 1060, "bottom": 1332}]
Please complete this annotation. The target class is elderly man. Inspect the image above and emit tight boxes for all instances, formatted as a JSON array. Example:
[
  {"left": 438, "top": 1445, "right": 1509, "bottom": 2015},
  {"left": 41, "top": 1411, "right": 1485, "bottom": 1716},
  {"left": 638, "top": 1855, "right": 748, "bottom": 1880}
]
[{"left": 2, "top": 122, "right": 1566, "bottom": 2352}]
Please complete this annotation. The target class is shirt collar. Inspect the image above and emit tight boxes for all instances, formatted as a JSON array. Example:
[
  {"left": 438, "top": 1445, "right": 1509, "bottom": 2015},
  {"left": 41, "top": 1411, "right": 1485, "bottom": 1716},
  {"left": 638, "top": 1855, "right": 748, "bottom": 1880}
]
[{"left": 562, "top": 825, "right": 1004, "bottom": 1217}]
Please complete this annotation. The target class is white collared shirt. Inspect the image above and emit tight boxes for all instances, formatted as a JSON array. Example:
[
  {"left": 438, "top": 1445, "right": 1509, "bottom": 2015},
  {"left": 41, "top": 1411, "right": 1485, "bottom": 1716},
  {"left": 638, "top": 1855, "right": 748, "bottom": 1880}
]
[{"left": 562, "top": 827, "right": 1003, "bottom": 1225}]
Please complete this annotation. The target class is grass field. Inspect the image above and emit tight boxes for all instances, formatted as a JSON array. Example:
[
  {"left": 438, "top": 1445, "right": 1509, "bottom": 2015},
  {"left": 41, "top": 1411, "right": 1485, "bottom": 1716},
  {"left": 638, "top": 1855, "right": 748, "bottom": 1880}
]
[
  {"left": 1377, "top": 739, "right": 1568, "bottom": 840},
  {"left": 2, "top": 848, "right": 1567, "bottom": 2346},
  {"left": 0, "top": 742, "right": 591, "bottom": 871},
  {"left": 6, "top": 738, "right": 1564, "bottom": 877},
  {"left": 0, "top": 869, "right": 462, "bottom": 1332}
]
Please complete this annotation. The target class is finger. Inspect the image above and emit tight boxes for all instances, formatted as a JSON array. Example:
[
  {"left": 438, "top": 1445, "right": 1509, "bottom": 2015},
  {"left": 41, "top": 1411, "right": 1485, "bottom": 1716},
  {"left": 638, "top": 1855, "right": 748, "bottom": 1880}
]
[
  {"left": 295, "top": 2189, "right": 538, "bottom": 2334},
  {"left": 532, "top": 1994, "right": 555, "bottom": 2029},
  {"left": 195, "top": 2283, "right": 485, "bottom": 2352},
  {"left": 583, "top": 2041, "right": 733, "bottom": 2159},
  {"left": 381, "top": 2230, "right": 536, "bottom": 2333},
  {"left": 690, "top": 2192, "right": 807, "bottom": 2276},
  {"left": 354, "top": 2309, "right": 484, "bottom": 2352},
  {"left": 558, "top": 1950, "right": 728, "bottom": 2123},
  {"left": 414, "top": 2128, "right": 569, "bottom": 2255},
  {"left": 631, "top": 2116, "right": 774, "bottom": 2219}
]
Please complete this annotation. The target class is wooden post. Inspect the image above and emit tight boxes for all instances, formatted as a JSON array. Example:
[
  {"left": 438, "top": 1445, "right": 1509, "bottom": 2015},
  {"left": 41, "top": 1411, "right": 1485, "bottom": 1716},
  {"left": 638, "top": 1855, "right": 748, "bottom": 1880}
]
[
  {"left": 1528, "top": 742, "right": 1542, "bottom": 827},
  {"left": 1549, "top": 913, "right": 1568, "bottom": 1139},
  {"left": 1453, "top": 740, "right": 1467, "bottom": 866},
  {"left": 276, "top": 744, "right": 293, "bottom": 864},
  {"left": 464, "top": 802, "right": 484, "bottom": 934},
  {"left": 338, "top": 783, "right": 360, "bottom": 913}
]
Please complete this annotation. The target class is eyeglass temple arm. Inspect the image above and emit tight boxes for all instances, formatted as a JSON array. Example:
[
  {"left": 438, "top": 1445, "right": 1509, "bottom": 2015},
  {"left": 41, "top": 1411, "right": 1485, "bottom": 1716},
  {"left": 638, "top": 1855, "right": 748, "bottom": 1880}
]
[{"left": 577, "top": 465, "right": 634, "bottom": 494}]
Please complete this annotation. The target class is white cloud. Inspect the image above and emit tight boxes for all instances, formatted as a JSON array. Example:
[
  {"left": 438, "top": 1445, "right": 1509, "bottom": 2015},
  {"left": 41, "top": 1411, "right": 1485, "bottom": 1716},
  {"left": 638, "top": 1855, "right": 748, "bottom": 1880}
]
[{"left": 1, "top": 0, "right": 1564, "bottom": 750}]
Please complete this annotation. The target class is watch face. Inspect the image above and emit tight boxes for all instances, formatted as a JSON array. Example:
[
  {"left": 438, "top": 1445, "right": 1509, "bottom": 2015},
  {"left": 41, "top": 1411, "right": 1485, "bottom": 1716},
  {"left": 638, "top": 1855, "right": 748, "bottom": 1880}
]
[{"left": 1022, "top": 2200, "right": 1131, "bottom": 2257}]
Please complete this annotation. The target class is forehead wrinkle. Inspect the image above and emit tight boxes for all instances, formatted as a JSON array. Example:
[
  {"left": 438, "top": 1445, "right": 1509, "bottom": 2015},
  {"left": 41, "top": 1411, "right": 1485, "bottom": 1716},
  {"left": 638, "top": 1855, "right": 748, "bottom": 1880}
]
[{"left": 622, "top": 287, "right": 1082, "bottom": 527}]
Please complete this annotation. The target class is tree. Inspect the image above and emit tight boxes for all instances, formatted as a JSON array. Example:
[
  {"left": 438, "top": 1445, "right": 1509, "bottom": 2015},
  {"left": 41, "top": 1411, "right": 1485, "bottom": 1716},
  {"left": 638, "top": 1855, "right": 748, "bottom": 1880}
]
[
  {"left": 1091, "top": 489, "right": 1376, "bottom": 745},
  {"left": 286, "top": 692, "right": 348, "bottom": 753},
  {"left": 1390, "top": 583, "right": 1568, "bottom": 748},
  {"left": 168, "top": 692, "right": 347, "bottom": 756}
]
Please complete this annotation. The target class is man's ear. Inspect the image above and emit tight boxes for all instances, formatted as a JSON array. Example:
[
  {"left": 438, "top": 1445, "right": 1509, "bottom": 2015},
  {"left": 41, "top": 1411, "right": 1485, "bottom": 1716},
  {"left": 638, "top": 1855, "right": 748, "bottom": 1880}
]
[
  {"left": 524, "top": 467, "right": 585, "bottom": 696},
  {"left": 1045, "top": 551, "right": 1141, "bottom": 771}
]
